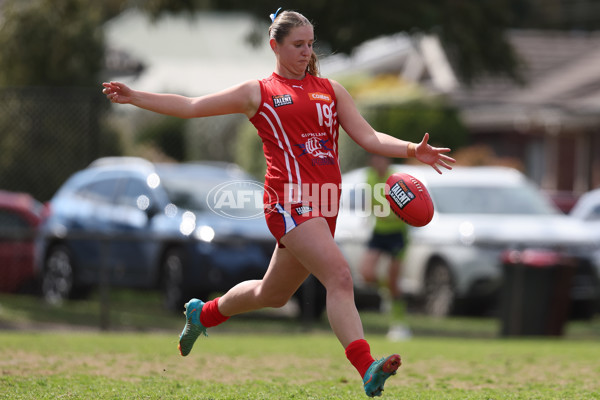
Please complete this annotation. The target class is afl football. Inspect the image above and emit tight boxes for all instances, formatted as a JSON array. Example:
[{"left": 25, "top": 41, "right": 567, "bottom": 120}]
[{"left": 385, "top": 172, "right": 434, "bottom": 227}]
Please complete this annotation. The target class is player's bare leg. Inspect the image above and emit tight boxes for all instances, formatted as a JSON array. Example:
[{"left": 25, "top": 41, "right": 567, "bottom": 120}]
[
  {"left": 388, "top": 257, "right": 401, "bottom": 299},
  {"left": 179, "top": 244, "right": 309, "bottom": 356},
  {"left": 281, "top": 218, "right": 401, "bottom": 397},
  {"left": 360, "top": 249, "right": 381, "bottom": 286},
  {"left": 280, "top": 217, "right": 364, "bottom": 347},
  {"left": 217, "top": 246, "right": 310, "bottom": 315}
]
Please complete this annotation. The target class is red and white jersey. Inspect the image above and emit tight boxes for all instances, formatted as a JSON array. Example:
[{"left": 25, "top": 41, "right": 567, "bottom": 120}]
[{"left": 250, "top": 73, "right": 341, "bottom": 208}]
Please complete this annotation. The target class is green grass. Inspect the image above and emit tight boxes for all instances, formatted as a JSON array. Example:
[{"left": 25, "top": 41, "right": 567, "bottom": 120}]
[
  {"left": 1, "top": 292, "right": 600, "bottom": 399},
  {"left": 2, "top": 332, "right": 600, "bottom": 399}
]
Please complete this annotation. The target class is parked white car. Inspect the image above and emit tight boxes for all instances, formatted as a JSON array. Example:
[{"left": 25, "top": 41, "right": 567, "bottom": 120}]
[
  {"left": 570, "top": 188, "right": 600, "bottom": 226},
  {"left": 336, "top": 165, "right": 600, "bottom": 317},
  {"left": 570, "top": 188, "right": 600, "bottom": 290}
]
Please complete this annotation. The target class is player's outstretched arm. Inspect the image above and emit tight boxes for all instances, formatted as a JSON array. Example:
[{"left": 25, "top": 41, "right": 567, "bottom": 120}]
[
  {"left": 332, "top": 80, "right": 455, "bottom": 174},
  {"left": 101, "top": 80, "right": 260, "bottom": 119}
]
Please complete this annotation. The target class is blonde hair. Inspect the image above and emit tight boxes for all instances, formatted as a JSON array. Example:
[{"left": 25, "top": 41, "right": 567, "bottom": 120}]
[{"left": 269, "top": 10, "right": 320, "bottom": 77}]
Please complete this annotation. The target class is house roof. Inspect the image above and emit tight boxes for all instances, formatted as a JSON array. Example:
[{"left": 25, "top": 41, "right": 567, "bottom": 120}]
[{"left": 451, "top": 30, "right": 600, "bottom": 130}]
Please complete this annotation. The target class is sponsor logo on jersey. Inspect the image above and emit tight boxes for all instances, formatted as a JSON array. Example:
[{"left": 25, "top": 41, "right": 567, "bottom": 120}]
[
  {"left": 308, "top": 92, "right": 332, "bottom": 103},
  {"left": 296, "top": 137, "right": 334, "bottom": 160},
  {"left": 272, "top": 94, "right": 293, "bottom": 108},
  {"left": 389, "top": 180, "right": 415, "bottom": 209}
]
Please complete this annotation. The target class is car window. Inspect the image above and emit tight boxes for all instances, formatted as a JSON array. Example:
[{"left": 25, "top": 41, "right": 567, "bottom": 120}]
[
  {"left": 116, "top": 178, "right": 156, "bottom": 211},
  {"left": 159, "top": 174, "right": 264, "bottom": 217},
  {"left": 76, "top": 179, "right": 120, "bottom": 204},
  {"left": 0, "top": 210, "right": 29, "bottom": 229},
  {"left": 0, "top": 210, "right": 31, "bottom": 239},
  {"left": 585, "top": 204, "right": 600, "bottom": 221},
  {"left": 430, "top": 185, "right": 558, "bottom": 215},
  {"left": 161, "top": 178, "right": 219, "bottom": 212}
]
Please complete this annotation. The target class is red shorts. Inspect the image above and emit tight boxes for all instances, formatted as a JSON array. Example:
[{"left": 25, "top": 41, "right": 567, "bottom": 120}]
[{"left": 264, "top": 203, "right": 338, "bottom": 248}]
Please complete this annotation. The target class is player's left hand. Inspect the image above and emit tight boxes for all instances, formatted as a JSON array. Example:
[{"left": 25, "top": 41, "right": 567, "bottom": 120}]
[{"left": 415, "top": 133, "right": 456, "bottom": 174}]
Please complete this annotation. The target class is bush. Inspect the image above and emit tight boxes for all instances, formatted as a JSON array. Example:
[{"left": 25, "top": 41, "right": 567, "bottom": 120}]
[
  {"left": 136, "top": 116, "right": 186, "bottom": 161},
  {"left": 340, "top": 100, "right": 468, "bottom": 172}
]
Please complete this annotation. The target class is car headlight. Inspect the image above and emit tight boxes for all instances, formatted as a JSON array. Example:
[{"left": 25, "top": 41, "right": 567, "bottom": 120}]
[
  {"left": 195, "top": 225, "right": 215, "bottom": 243},
  {"left": 459, "top": 221, "right": 475, "bottom": 245}
]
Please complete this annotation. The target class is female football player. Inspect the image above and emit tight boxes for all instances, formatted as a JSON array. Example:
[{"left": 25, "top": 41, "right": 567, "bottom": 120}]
[{"left": 103, "top": 9, "right": 454, "bottom": 397}]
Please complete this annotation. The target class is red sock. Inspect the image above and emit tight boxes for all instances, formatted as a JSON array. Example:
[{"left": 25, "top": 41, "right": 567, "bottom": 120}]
[
  {"left": 345, "top": 339, "right": 375, "bottom": 378},
  {"left": 199, "top": 297, "right": 230, "bottom": 328}
]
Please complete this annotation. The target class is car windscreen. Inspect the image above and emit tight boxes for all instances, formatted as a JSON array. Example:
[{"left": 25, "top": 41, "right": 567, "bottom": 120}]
[{"left": 429, "top": 184, "right": 559, "bottom": 215}]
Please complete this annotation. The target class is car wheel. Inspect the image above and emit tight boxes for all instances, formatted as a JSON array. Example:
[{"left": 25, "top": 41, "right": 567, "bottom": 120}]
[
  {"left": 42, "top": 244, "right": 75, "bottom": 305},
  {"left": 423, "top": 260, "right": 456, "bottom": 317},
  {"left": 161, "top": 248, "right": 188, "bottom": 312}
]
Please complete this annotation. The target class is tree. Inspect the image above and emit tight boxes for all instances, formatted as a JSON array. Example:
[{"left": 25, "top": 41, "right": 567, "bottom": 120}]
[
  {"left": 0, "top": 0, "right": 118, "bottom": 201},
  {"left": 510, "top": 0, "right": 600, "bottom": 31},
  {"left": 0, "top": 0, "right": 104, "bottom": 87}
]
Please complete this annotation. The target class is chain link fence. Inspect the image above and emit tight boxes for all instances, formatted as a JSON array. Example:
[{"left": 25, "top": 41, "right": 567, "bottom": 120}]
[
  {"left": 0, "top": 87, "right": 119, "bottom": 315},
  {"left": 0, "top": 87, "right": 118, "bottom": 202}
]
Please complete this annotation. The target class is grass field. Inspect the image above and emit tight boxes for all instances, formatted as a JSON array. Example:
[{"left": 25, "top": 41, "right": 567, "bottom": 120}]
[{"left": 1, "top": 292, "right": 600, "bottom": 399}]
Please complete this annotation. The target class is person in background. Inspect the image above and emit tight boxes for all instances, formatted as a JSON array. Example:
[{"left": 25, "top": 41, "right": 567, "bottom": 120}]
[
  {"left": 103, "top": 8, "right": 454, "bottom": 397},
  {"left": 360, "top": 154, "right": 411, "bottom": 341}
]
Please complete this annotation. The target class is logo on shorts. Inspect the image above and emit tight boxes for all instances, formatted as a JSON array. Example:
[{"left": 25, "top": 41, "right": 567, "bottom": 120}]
[
  {"left": 294, "top": 205, "right": 313, "bottom": 215},
  {"left": 272, "top": 94, "right": 293, "bottom": 108}
]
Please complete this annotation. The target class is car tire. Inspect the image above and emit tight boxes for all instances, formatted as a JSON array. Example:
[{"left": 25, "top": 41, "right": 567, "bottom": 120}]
[
  {"left": 161, "top": 248, "right": 190, "bottom": 312},
  {"left": 42, "top": 244, "right": 76, "bottom": 304},
  {"left": 423, "top": 260, "right": 456, "bottom": 317}
]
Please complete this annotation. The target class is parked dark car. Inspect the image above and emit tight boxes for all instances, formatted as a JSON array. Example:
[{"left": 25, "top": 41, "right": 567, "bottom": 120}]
[
  {"left": 35, "top": 158, "right": 285, "bottom": 311},
  {"left": 0, "top": 190, "right": 42, "bottom": 293}
]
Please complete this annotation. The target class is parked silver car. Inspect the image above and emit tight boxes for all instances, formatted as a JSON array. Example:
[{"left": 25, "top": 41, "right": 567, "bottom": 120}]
[{"left": 336, "top": 165, "right": 600, "bottom": 317}]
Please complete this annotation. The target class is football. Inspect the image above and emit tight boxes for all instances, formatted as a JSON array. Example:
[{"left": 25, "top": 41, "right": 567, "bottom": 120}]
[{"left": 385, "top": 172, "right": 434, "bottom": 227}]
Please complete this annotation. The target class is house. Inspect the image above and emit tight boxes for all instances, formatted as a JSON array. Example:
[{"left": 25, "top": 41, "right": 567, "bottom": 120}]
[
  {"left": 449, "top": 30, "right": 600, "bottom": 195},
  {"left": 323, "top": 30, "right": 600, "bottom": 195}
]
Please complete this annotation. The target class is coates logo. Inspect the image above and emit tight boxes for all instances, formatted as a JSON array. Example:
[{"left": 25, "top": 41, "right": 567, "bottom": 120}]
[
  {"left": 206, "top": 180, "right": 278, "bottom": 220},
  {"left": 309, "top": 92, "right": 332, "bottom": 103}
]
